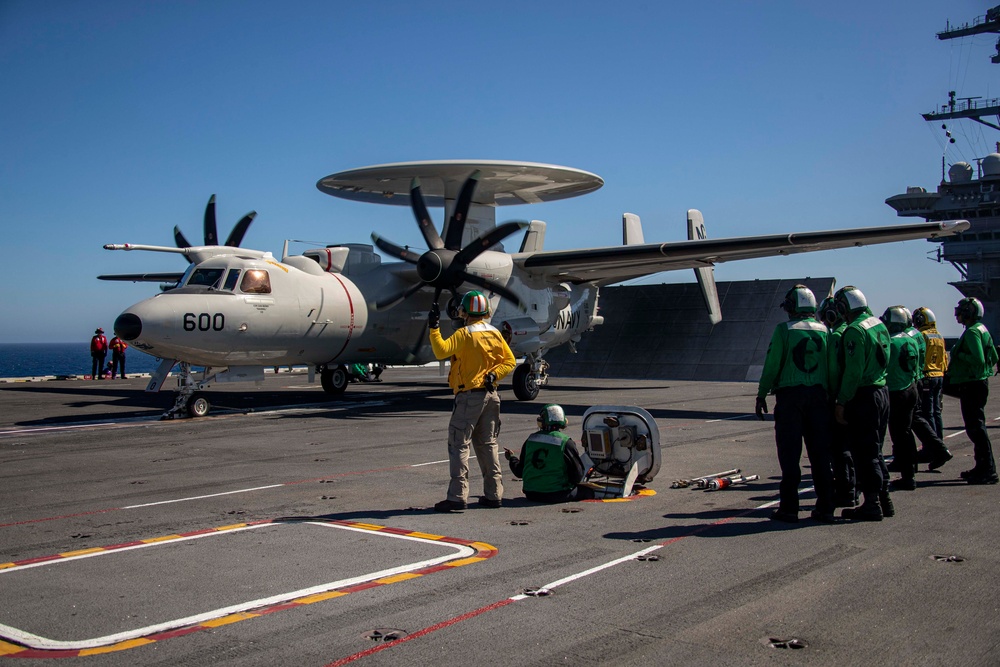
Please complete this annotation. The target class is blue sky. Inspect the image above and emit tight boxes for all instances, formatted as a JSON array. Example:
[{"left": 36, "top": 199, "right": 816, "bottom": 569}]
[{"left": 0, "top": 1, "right": 993, "bottom": 343}]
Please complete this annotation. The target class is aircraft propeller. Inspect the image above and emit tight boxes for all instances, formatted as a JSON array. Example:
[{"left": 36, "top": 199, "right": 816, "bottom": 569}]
[
  {"left": 369, "top": 171, "right": 527, "bottom": 362},
  {"left": 370, "top": 172, "right": 527, "bottom": 311},
  {"left": 173, "top": 195, "right": 257, "bottom": 263}
]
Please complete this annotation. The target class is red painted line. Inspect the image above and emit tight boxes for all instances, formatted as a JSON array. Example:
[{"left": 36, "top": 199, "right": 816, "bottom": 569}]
[
  {"left": 325, "top": 598, "right": 518, "bottom": 667},
  {"left": 320, "top": 498, "right": 760, "bottom": 666},
  {"left": 0, "top": 462, "right": 419, "bottom": 530},
  {"left": 0, "top": 508, "right": 119, "bottom": 529}
]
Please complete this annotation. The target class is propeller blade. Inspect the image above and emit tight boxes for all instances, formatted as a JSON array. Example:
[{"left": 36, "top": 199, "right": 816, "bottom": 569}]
[
  {"left": 404, "top": 288, "right": 445, "bottom": 363},
  {"left": 444, "top": 171, "right": 481, "bottom": 250},
  {"left": 460, "top": 272, "right": 526, "bottom": 312},
  {"left": 373, "top": 280, "right": 427, "bottom": 311},
  {"left": 173, "top": 225, "right": 192, "bottom": 249},
  {"left": 410, "top": 178, "right": 444, "bottom": 250},
  {"left": 453, "top": 220, "right": 529, "bottom": 266},
  {"left": 224, "top": 212, "right": 256, "bottom": 247},
  {"left": 173, "top": 226, "right": 194, "bottom": 264},
  {"left": 404, "top": 320, "right": 430, "bottom": 364},
  {"left": 203, "top": 194, "right": 218, "bottom": 245},
  {"left": 371, "top": 233, "right": 422, "bottom": 264}
]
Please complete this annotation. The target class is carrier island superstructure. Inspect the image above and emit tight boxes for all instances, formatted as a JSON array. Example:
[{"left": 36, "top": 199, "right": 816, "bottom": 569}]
[{"left": 886, "top": 5, "right": 1000, "bottom": 334}]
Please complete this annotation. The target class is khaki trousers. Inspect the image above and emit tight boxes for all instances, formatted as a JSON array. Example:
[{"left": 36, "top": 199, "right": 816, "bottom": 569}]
[{"left": 447, "top": 389, "right": 503, "bottom": 503}]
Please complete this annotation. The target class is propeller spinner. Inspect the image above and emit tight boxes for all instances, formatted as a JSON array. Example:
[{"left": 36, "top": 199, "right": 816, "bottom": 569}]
[
  {"left": 173, "top": 195, "right": 257, "bottom": 262},
  {"left": 370, "top": 171, "right": 527, "bottom": 311}
]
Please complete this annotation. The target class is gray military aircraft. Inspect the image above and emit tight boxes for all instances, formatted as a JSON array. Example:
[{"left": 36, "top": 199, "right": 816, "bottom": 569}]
[{"left": 99, "top": 160, "right": 969, "bottom": 418}]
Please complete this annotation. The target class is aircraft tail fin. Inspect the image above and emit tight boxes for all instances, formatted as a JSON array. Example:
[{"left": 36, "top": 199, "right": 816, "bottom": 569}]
[
  {"left": 519, "top": 220, "right": 547, "bottom": 253},
  {"left": 687, "top": 209, "right": 722, "bottom": 325},
  {"left": 622, "top": 213, "right": 645, "bottom": 245}
]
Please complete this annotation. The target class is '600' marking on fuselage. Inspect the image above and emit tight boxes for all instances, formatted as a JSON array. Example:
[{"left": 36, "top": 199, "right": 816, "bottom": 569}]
[{"left": 183, "top": 313, "right": 225, "bottom": 332}]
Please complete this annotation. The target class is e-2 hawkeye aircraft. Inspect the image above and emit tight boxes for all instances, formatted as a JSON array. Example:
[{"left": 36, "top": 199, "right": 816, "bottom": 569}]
[{"left": 99, "top": 160, "right": 969, "bottom": 419}]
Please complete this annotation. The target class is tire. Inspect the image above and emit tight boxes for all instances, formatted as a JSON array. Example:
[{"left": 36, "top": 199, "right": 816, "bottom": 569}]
[
  {"left": 187, "top": 394, "right": 211, "bottom": 418},
  {"left": 512, "top": 364, "right": 539, "bottom": 401},
  {"left": 321, "top": 365, "right": 349, "bottom": 396}
]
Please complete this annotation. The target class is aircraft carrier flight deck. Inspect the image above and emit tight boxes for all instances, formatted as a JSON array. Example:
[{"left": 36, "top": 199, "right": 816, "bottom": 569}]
[{"left": 0, "top": 369, "right": 997, "bottom": 665}]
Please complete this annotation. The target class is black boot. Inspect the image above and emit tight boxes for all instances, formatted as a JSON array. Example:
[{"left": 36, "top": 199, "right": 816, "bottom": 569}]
[
  {"left": 927, "top": 449, "right": 953, "bottom": 471},
  {"left": 842, "top": 499, "right": 883, "bottom": 522},
  {"left": 879, "top": 492, "right": 895, "bottom": 517}
]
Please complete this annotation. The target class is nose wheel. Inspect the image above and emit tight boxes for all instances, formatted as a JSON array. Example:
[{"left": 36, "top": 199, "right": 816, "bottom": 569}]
[{"left": 187, "top": 393, "right": 211, "bottom": 418}]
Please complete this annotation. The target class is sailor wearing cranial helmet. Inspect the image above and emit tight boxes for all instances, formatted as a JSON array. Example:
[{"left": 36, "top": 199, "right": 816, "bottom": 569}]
[
  {"left": 756, "top": 284, "right": 836, "bottom": 523},
  {"left": 832, "top": 286, "right": 893, "bottom": 521}
]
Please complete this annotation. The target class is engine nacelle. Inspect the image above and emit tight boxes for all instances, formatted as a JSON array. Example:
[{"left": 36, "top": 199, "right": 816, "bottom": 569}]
[
  {"left": 500, "top": 317, "right": 541, "bottom": 355},
  {"left": 303, "top": 244, "right": 381, "bottom": 275}
]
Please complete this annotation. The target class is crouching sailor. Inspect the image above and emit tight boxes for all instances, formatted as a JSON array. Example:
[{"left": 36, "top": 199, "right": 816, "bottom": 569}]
[{"left": 505, "top": 404, "right": 593, "bottom": 502}]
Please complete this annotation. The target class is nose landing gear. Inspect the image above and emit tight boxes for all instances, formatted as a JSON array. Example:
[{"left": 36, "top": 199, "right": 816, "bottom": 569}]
[{"left": 162, "top": 362, "right": 213, "bottom": 419}]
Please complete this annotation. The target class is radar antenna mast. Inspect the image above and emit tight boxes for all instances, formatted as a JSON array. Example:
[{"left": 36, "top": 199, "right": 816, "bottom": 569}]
[{"left": 923, "top": 5, "right": 1000, "bottom": 130}]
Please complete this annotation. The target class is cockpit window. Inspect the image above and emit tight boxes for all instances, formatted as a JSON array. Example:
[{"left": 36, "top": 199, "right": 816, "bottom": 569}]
[
  {"left": 240, "top": 269, "right": 271, "bottom": 294},
  {"left": 222, "top": 269, "right": 241, "bottom": 291},
  {"left": 187, "top": 268, "right": 225, "bottom": 288}
]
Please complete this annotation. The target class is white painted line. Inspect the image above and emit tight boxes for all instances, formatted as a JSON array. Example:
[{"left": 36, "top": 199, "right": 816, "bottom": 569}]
[
  {"left": 94, "top": 456, "right": 452, "bottom": 513},
  {"left": 707, "top": 415, "right": 756, "bottom": 423},
  {"left": 121, "top": 485, "right": 286, "bottom": 509},
  {"left": 0, "top": 521, "right": 474, "bottom": 651},
  {"left": 527, "top": 491, "right": 791, "bottom": 596},
  {"left": 0, "top": 423, "right": 115, "bottom": 436}
]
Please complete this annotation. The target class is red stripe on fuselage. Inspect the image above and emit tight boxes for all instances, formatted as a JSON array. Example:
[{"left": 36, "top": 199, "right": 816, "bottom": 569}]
[{"left": 327, "top": 274, "right": 356, "bottom": 361}]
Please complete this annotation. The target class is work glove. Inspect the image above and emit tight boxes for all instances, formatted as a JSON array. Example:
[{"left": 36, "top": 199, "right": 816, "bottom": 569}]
[
  {"left": 484, "top": 371, "right": 497, "bottom": 392},
  {"left": 428, "top": 302, "right": 440, "bottom": 329},
  {"left": 755, "top": 396, "right": 768, "bottom": 421},
  {"left": 503, "top": 447, "right": 514, "bottom": 461}
]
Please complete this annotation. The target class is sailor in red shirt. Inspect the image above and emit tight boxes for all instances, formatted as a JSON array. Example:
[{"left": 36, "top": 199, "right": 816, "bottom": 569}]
[
  {"left": 90, "top": 328, "right": 108, "bottom": 380},
  {"left": 109, "top": 335, "right": 128, "bottom": 379}
]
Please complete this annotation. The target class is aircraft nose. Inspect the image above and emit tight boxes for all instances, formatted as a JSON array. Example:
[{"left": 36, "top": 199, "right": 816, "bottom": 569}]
[{"left": 114, "top": 312, "right": 142, "bottom": 341}]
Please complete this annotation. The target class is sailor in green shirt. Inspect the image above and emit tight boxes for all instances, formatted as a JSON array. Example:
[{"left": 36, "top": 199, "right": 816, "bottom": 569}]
[
  {"left": 832, "top": 286, "right": 893, "bottom": 521},
  {"left": 819, "top": 296, "right": 856, "bottom": 507},
  {"left": 504, "top": 404, "right": 591, "bottom": 502},
  {"left": 948, "top": 297, "right": 999, "bottom": 485},
  {"left": 755, "top": 285, "right": 835, "bottom": 523},
  {"left": 881, "top": 306, "right": 922, "bottom": 490}
]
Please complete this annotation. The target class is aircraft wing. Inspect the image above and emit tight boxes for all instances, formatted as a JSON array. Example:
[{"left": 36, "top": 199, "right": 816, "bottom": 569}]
[
  {"left": 97, "top": 272, "right": 186, "bottom": 283},
  {"left": 514, "top": 220, "right": 968, "bottom": 286}
]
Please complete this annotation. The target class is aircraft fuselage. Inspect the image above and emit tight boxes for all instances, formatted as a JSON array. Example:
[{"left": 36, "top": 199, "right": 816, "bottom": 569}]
[{"left": 115, "top": 251, "right": 597, "bottom": 369}]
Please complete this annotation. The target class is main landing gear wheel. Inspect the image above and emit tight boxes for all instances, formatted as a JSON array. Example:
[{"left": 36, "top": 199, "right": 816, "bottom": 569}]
[
  {"left": 321, "top": 365, "right": 349, "bottom": 396},
  {"left": 187, "top": 393, "right": 211, "bottom": 418},
  {"left": 512, "top": 364, "right": 539, "bottom": 401}
]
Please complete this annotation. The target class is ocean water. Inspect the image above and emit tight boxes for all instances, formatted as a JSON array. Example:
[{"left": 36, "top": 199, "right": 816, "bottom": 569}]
[{"left": 0, "top": 343, "right": 165, "bottom": 379}]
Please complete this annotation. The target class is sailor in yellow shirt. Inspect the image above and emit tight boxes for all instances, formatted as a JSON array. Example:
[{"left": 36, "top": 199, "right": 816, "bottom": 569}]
[{"left": 429, "top": 291, "right": 516, "bottom": 512}]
